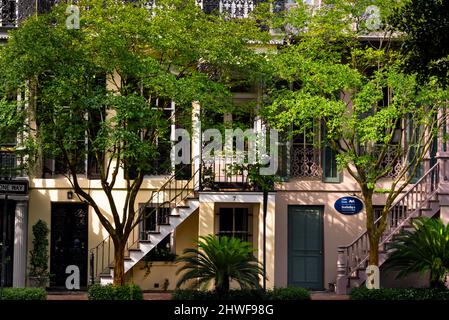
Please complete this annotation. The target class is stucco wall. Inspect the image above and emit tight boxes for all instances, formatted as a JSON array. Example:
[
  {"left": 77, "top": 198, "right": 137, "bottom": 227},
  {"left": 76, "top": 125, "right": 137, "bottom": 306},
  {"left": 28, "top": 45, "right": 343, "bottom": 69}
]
[
  {"left": 275, "top": 170, "right": 391, "bottom": 289},
  {"left": 198, "top": 192, "right": 276, "bottom": 289},
  {"left": 27, "top": 176, "right": 191, "bottom": 286},
  {"left": 130, "top": 211, "right": 199, "bottom": 291}
]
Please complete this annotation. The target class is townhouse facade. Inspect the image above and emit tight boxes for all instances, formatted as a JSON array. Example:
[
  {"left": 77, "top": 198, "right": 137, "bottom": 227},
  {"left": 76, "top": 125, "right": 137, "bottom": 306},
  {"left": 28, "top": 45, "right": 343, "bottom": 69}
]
[{"left": 1, "top": 0, "right": 447, "bottom": 294}]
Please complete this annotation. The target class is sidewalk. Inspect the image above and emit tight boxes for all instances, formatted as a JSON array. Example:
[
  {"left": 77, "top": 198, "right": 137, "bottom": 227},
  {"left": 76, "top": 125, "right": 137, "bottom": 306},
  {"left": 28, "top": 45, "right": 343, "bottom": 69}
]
[
  {"left": 310, "top": 292, "right": 350, "bottom": 300},
  {"left": 46, "top": 291, "right": 349, "bottom": 300}
]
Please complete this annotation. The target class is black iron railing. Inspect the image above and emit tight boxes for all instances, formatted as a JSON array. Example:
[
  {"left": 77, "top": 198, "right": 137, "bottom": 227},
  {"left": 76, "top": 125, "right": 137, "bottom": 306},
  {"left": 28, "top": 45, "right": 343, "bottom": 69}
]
[
  {"left": 1, "top": 0, "right": 287, "bottom": 29},
  {"left": 201, "top": 154, "right": 251, "bottom": 190},
  {"left": 89, "top": 162, "right": 201, "bottom": 283}
]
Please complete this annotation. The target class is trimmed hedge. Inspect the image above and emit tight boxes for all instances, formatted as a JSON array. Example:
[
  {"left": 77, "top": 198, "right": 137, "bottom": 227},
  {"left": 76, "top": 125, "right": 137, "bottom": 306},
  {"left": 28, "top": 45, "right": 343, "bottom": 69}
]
[
  {"left": 269, "top": 287, "right": 310, "bottom": 300},
  {"left": 172, "top": 287, "right": 310, "bottom": 300},
  {"left": 351, "top": 287, "right": 449, "bottom": 300},
  {"left": 0, "top": 288, "right": 47, "bottom": 300},
  {"left": 88, "top": 284, "right": 143, "bottom": 300}
]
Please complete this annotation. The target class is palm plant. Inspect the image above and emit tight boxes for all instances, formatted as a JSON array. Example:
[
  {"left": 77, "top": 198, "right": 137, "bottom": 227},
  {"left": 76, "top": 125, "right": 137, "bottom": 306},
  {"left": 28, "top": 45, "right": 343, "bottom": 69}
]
[
  {"left": 385, "top": 217, "right": 449, "bottom": 288},
  {"left": 176, "top": 235, "right": 263, "bottom": 294}
]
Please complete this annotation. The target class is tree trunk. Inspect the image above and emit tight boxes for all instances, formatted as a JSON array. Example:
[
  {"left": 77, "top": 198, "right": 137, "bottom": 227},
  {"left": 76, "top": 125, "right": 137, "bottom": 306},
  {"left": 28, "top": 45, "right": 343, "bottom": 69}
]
[
  {"left": 216, "top": 274, "right": 230, "bottom": 296},
  {"left": 363, "top": 189, "right": 380, "bottom": 266},
  {"left": 113, "top": 242, "right": 126, "bottom": 286},
  {"left": 368, "top": 237, "right": 379, "bottom": 266}
]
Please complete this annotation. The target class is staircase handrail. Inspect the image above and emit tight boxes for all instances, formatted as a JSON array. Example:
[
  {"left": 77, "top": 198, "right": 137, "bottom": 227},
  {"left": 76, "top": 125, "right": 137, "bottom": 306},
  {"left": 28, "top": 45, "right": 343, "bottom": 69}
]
[
  {"left": 89, "top": 159, "right": 201, "bottom": 281},
  {"left": 338, "top": 161, "right": 440, "bottom": 276}
]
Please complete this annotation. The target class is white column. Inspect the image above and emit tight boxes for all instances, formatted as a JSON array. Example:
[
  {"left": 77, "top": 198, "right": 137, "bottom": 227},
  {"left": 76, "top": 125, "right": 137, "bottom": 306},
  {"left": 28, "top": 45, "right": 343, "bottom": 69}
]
[
  {"left": 192, "top": 101, "right": 201, "bottom": 190},
  {"left": 13, "top": 201, "right": 27, "bottom": 288}
]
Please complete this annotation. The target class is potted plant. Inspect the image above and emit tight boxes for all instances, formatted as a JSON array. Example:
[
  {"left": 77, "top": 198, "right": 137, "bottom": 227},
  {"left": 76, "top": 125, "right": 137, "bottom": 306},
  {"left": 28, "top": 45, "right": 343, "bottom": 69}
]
[{"left": 28, "top": 220, "right": 50, "bottom": 288}]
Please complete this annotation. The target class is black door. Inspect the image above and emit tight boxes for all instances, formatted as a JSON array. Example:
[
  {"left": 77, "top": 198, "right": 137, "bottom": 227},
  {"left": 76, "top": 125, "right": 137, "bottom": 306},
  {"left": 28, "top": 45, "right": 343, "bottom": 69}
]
[
  {"left": 0, "top": 199, "right": 15, "bottom": 287},
  {"left": 288, "top": 206, "right": 324, "bottom": 290},
  {"left": 50, "top": 203, "right": 88, "bottom": 288}
]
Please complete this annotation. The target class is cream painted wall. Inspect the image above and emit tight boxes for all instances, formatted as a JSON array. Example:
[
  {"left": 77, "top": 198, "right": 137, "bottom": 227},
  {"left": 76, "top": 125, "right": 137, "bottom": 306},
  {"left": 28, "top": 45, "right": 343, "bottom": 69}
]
[
  {"left": 198, "top": 196, "right": 276, "bottom": 289},
  {"left": 130, "top": 211, "right": 199, "bottom": 291},
  {"left": 27, "top": 177, "right": 192, "bottom": 285},
  {"left": 175, "top": 210, "right": 199, "bottom": 256},
  {"left": 131, "top": 261, "right": 178, "bottom": 291}
]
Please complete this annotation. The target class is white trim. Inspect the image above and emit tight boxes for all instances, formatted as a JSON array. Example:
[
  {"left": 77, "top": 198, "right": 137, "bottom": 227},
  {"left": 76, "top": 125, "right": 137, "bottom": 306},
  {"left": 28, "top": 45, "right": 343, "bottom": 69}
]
[{"left": 199, "top": 191, "right": 275, "bottom": 203}]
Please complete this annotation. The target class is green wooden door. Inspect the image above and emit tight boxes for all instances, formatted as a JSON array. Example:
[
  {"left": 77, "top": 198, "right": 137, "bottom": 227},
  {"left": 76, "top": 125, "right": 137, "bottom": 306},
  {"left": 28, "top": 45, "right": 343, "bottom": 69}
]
[{"left": 288, "top": 206, "right": 324, "bottom": 290}]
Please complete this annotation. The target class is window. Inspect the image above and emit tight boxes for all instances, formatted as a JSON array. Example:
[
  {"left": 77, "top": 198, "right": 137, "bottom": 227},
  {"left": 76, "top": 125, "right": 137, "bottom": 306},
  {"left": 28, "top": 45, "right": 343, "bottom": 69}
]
[
  {"left": 321, "top": 124, "right": 341, "bottom": 182},
  {"left": 151, "top": 98, "right": 173, "bottom": 176},
  {"left": 0, "top": 91, "right": 21, "bottom": 178},
  {"left": 86, "top": 107, "right": 105, "bottom": 179},
  {"left": 277, "top": 131, "right": 290, "bottom": 179},
  {"left": 0, "top": 0, "right": 17, "bottom": 27},
  {"left": 407, "top": 114, "right": 423, "bottom": 182},
  {"left": 291, "top": 123, "right": 322, "bottom": 178},
  {"left": 41, "top": 106, "right": 105, "bottom": 178},
  {"left": 217, "top": 207, "right": 252, "bottom": 242},
  {"left": 141, "top": 205, "right": 171, "bottom": 240},
  {"left": 323, "top": 144, "right": 340, "bottom": 182},
  {"left": 125, "top": 96, "right": 174, "bottom": 179}
]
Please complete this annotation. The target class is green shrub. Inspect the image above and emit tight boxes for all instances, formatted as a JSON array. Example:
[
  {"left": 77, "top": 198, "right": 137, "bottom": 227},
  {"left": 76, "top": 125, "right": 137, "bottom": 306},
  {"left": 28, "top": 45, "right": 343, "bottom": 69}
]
[
  {"left": 87, "top": 284, "right": 143, "bottom": 300},
  {"left": 172, "top": 287, "right": 310, "bottom": 300},
  {"left": 0, "top": 288, "right": 47, "bottom": 300},
  {"left": 268, "top": 287, "right": 310, "bottom": 300},
  {"left": 176, "top": 235, "right": 263, "bottom": 295},
  {"left": 29, "top": 220, "right": 50, "bottom": 281},
  {"left": 351, "top": 287, "right": 449, "bottom": 300},
  {"left": 385, "top": 217, "right": 449, "bottom": 288}
]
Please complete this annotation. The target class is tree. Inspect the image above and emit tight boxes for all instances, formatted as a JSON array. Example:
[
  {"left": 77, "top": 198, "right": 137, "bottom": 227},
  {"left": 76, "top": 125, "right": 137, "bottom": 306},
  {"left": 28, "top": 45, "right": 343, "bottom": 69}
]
[
  {"left": 0, "top": 0, "right": 266, "bottom": 285},
  {"left": 176, "top": 235, "right": 263, "bottom": 295},
  {"left": 385, "top": 217, "right": 449, "bottom": 288},
  {"left": 262, "top": 0, "right": 449, "bottom": 265},
  {"left": 391, "top": 0, "right": 449, "bottom": 86}
]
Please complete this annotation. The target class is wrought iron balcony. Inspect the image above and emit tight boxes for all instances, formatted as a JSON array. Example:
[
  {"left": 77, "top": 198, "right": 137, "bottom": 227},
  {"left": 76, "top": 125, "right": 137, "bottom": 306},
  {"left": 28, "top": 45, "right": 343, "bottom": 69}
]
[
  {"left": 291, "top": 143, "right": 323, "bottom": 178},
  {"left": 0, "top": 0, "right": 287, "bottom": 29},
  {"left": 198, "top": 0, "right": 286, "bottom": 18},
  {"left": 0, "top": 0, "right": 58, "bottom": 28}
]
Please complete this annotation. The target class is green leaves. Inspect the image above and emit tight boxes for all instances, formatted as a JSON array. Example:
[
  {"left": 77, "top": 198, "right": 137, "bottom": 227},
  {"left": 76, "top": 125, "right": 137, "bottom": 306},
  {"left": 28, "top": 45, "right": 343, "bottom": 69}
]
[
  {"left": 385, "top": 217, "right": 449, "bottom": 288},
  {"left": 176, "top": 235, "right": 263, "bottom": 294},
  {"left": 392, "top": 0, "right": 449, "bottom": 86},
  {"left": 29, "top": 220, "right": 50, "bottom": 278}
]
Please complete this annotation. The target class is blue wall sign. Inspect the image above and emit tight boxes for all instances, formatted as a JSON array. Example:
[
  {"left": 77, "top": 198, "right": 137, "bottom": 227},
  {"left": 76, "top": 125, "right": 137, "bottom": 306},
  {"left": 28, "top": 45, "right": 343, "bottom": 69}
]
[{"left": 334, "top": 196, "right": 363, "bottom": 215}]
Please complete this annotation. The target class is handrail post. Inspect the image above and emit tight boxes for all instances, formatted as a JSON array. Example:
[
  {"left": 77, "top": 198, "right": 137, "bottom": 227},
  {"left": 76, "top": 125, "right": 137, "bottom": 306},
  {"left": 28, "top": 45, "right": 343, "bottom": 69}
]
[
  {"left": 90, "top": 251, "right": 95, "bottom": 284},
  {"left": 336, "top": 246, "right": 348, "bottom": 294}
]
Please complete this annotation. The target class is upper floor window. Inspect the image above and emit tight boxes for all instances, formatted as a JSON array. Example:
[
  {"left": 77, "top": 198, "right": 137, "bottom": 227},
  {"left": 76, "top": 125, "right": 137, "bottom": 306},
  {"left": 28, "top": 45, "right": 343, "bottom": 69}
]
[{"left": 289, "top": 121, "right": 340, "bottom": 182}]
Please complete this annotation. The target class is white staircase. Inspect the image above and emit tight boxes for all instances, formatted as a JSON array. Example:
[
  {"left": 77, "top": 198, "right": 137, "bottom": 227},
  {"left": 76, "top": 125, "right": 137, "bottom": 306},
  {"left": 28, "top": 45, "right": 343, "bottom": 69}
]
[
  {"left": 336, "top": 162, "right": 441, "bottom": 294},
  {"left": 99, "top": 198, "right": 199, "bottom": 285},
  {"left": 90, "top": 166, "right": 201, "bottom": 285}
]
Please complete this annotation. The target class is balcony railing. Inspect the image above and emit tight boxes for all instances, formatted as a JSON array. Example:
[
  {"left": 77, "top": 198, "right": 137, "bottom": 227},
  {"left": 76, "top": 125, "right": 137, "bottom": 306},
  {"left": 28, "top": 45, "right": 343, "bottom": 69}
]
[
  {"left": 377, "top": 145, "right": 403, "bottom": 179},
  {"left": 0, "top": 0, "right": 287, "bottom": 29},
  {"left": 201, "top": 154, "right": 250, "bottom": 190},
  {"left": 199, "top": 0, "right": 286, "bottom": 18},
  {"left": 291, "top": 143, "right": 323, "bottom": 178},
  {"left": 0, "top": 0, "right": 58, "bottom": 28}
]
